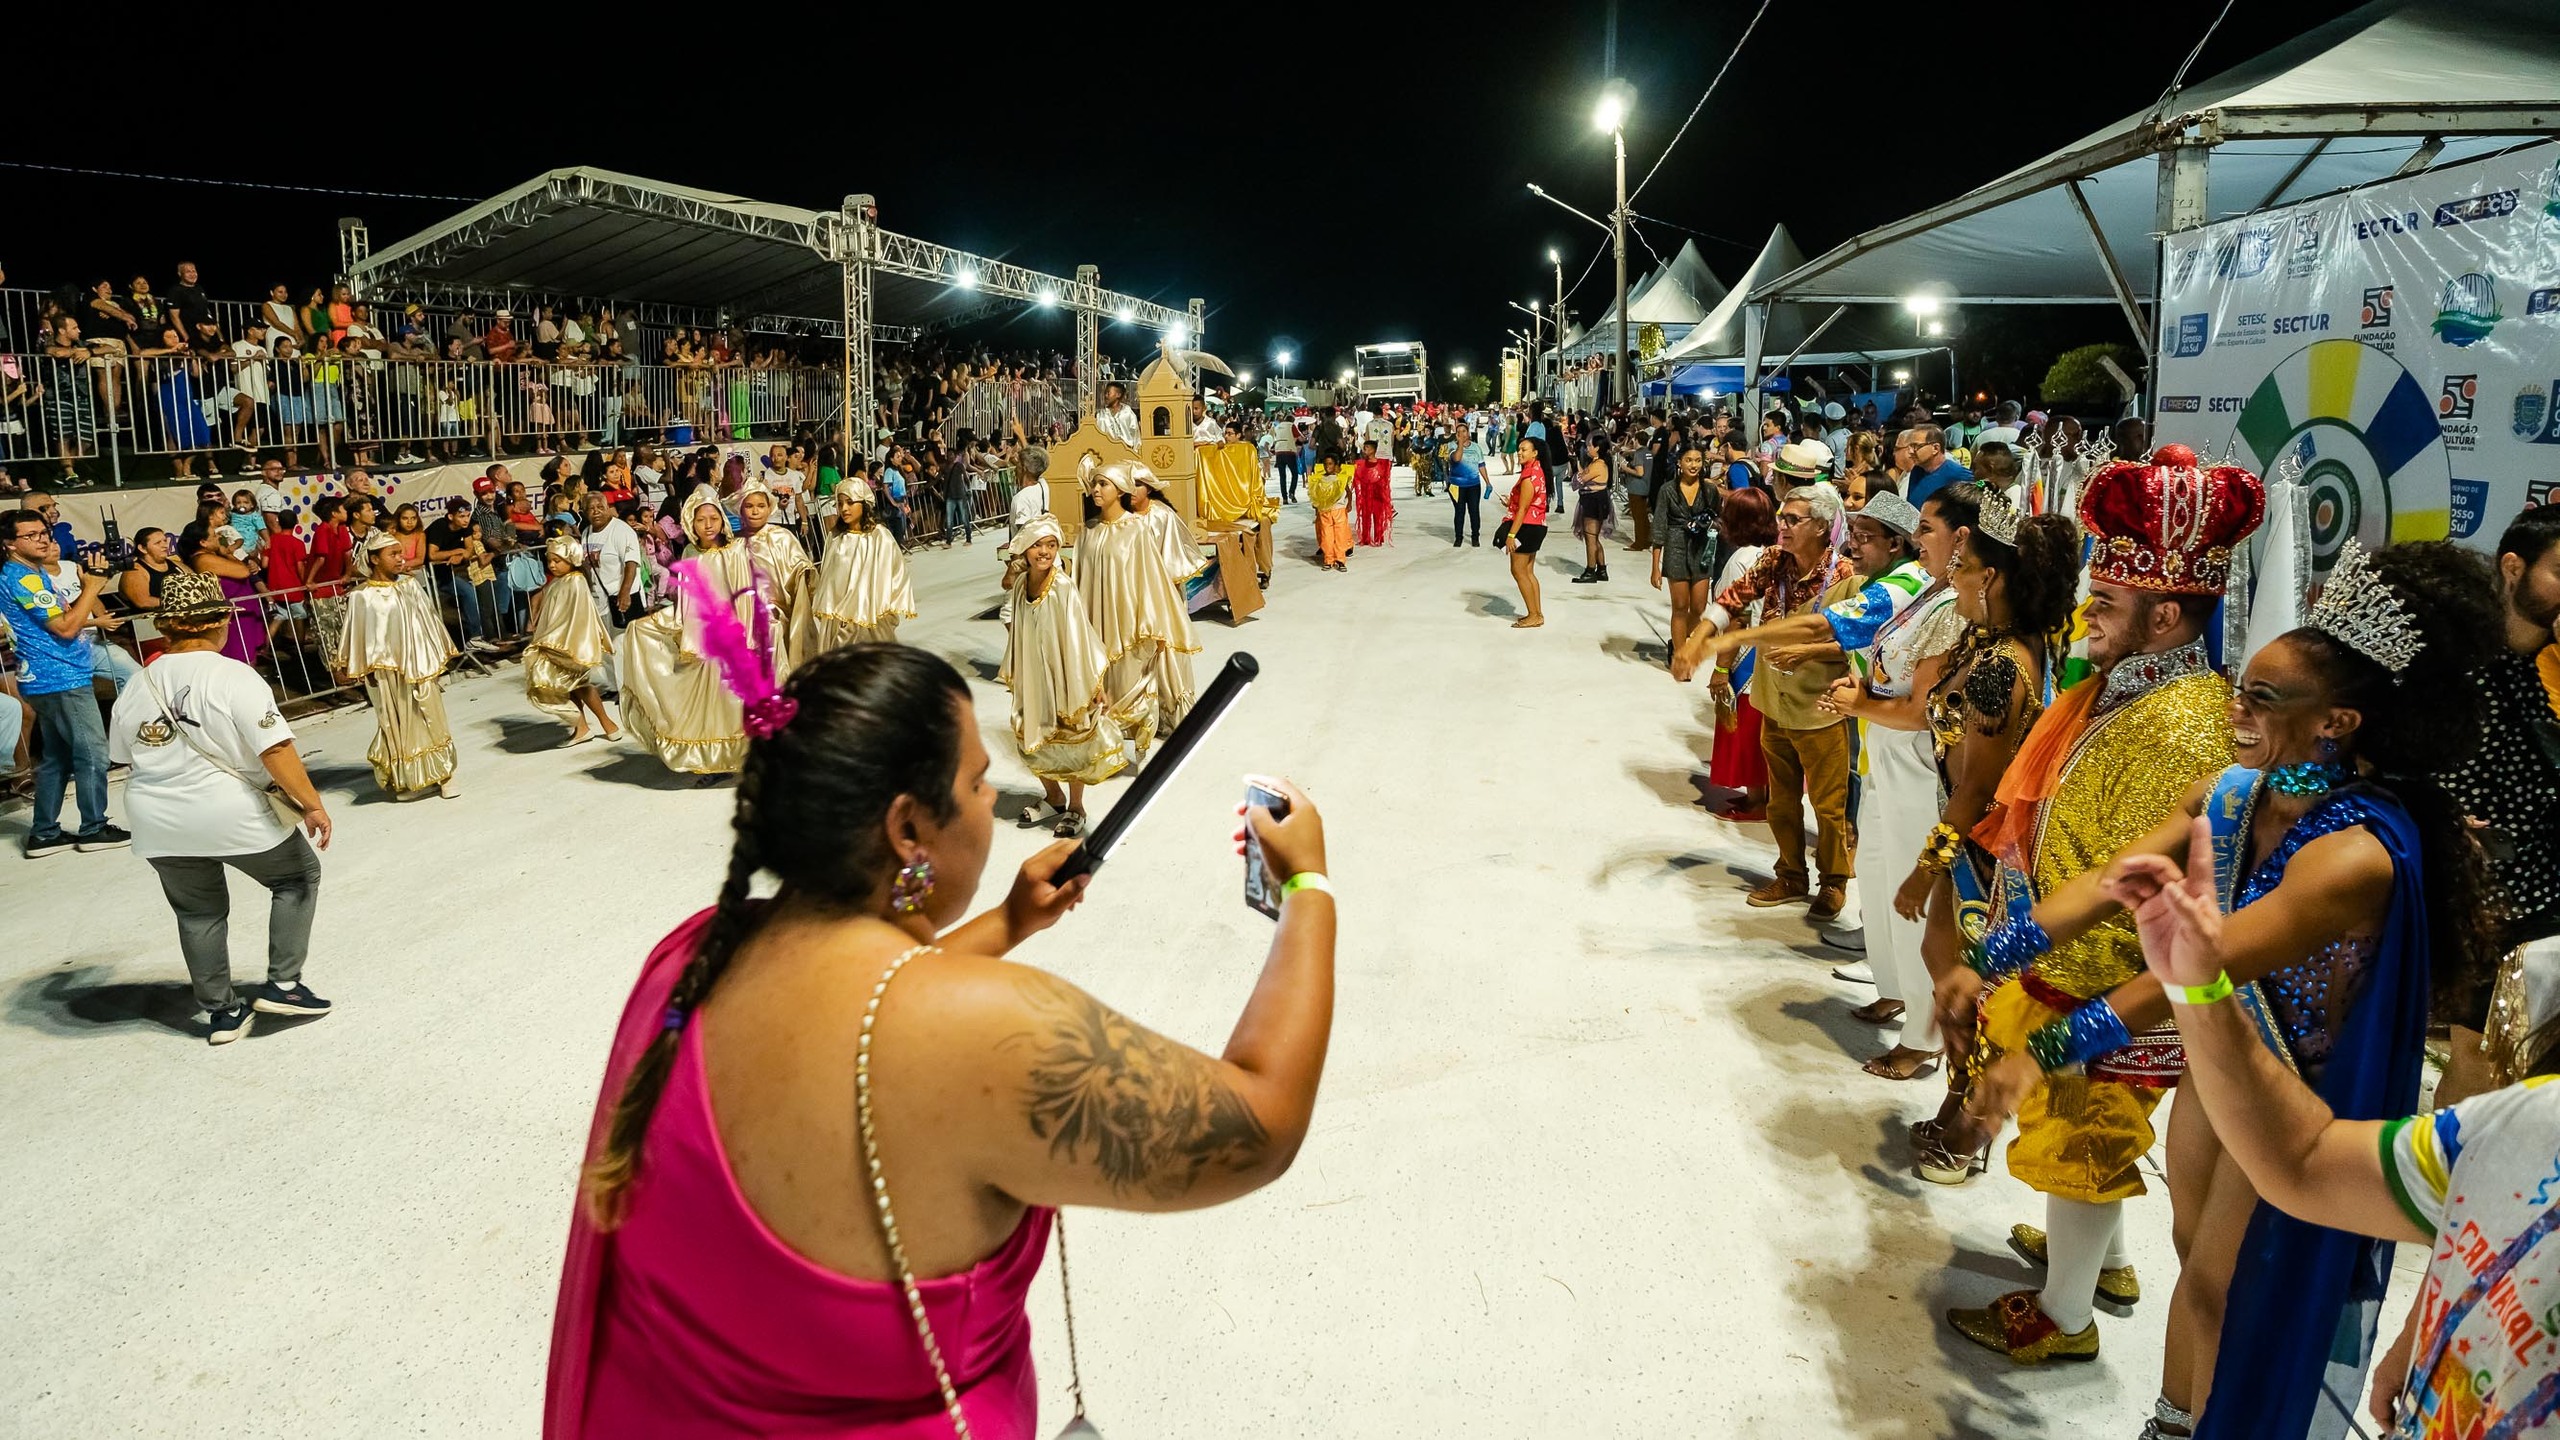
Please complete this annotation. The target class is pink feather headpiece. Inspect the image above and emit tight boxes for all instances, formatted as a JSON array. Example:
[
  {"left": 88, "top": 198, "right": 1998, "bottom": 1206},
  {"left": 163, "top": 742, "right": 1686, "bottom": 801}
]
[{"left": 668, "top": 553, "right": 798, "bottom": 739}]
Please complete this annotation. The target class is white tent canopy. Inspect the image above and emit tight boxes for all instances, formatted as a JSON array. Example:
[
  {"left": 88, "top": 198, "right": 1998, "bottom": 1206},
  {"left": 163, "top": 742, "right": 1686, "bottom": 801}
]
[
  {"left": 1560, "top": 239, "right": 1723, "bottom": 360},
  {"left": 1655, "top": 227, "right": 1809, "bottom": 365},
  {"left": 1749, "top": 0, "right": 2560, "bottom": 324}
]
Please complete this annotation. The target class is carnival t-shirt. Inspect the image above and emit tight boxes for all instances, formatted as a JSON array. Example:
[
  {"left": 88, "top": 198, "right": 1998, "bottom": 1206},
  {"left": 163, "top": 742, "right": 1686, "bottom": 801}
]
[
  {"left": 2379, "top": 1074, "right": 2560, "bottom": 1437},
  {"left": 107, "top": 651, "right": 298, "bottom": 860},
  {"left": 3, "top": 559, "right": 92, "bottom": 696},
  {"left": 1822, "top": 560, "right": 1932, "bottom": 657}
]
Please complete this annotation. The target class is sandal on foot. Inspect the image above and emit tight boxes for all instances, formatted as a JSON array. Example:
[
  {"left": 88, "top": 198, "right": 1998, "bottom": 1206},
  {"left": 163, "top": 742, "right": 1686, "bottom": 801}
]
[
  {"left": 1915, "top": 1133, "right": 1992, "bottom": 1185},
  {"left": 1848, "top": 999, "right": 1905, "bottom": 1026},
  {"left": 1052, "top": 810, "right": 1086, "bottom": 838},
  {"left": 1861, "top": 1046, "right": 1941, "bottom": 1081}
]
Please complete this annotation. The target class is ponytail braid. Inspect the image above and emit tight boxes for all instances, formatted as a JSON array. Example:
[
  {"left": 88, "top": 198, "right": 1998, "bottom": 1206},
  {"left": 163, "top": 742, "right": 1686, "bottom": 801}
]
[{"left": 583, "top": 761, "right": 769, "bottom": 1228}]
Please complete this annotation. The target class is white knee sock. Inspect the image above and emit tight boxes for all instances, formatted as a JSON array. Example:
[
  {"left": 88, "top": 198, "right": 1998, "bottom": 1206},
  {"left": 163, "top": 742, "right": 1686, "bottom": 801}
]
[
  {"left": 2038, "top": 1195, "right": 2120, "bottom": 1334},
  {"left": 2103, "top": 1208, "right": 2129, "bottom": 1270}
]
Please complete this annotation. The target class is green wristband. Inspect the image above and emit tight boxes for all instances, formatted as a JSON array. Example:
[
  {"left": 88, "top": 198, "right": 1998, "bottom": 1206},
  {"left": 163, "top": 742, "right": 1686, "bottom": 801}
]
[
  {"left": 1281, "top": 871, "right": 1333, "bottom": 899},
  {"left": 2173, "top": 971, "right": 2235, "bottom": 1006}
]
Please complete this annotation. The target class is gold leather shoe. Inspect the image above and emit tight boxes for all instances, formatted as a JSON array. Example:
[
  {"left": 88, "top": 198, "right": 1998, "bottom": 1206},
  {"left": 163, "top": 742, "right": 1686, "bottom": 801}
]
[
  {"left": 1947, "top": 1289, "right": 2100, "bottom": 1364},
  {"left": 2009, "top": 1223, "right": 2141, "bottom": 1307}
]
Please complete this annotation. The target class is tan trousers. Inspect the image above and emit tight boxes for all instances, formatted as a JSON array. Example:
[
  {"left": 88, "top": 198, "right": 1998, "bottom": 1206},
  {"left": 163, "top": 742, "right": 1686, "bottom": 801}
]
[
  {"left": 1760, "top": 720, "right": 1855, "bottom": 888},
  {"left": 1624, "top": 493, "right": 1653, "bottom": 548}
]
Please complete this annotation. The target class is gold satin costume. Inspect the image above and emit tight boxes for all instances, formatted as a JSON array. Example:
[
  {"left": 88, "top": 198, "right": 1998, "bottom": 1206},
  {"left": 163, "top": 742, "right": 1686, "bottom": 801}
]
[
  {"left": 1076, "top": 511, "right": 1200, "bottom": 746},
  {"left": 804, "top": 524, "right": 915, "bottom": 652},
  {"left": 1982, "top": 662, "right": 2232, "bottom": 1203},
  {"left": 1135, "top": 498, "right": 1210, "bottom": 585},
  {"left": 1001, "top": 560, "right": 1132, "bottom": 786},
  {"left": 741, "top": 522, "right": 814, "bottom": 676},
  {"left": 337, "top": 574, "right": 459, "bottom": 795},
  {"left": 524, "top": 571, "right": 613, "bottom": 725},
  {"left": 618, "top": 540, "right": 754, "bottom": 776}
]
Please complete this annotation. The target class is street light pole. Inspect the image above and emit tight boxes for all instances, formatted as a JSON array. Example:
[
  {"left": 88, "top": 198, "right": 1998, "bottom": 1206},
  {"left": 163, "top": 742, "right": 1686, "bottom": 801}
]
[
  {"left": 1551, "top": 253, "right": 1564, "bottom": 391},
  {"left": 1611, "top": 125, "right": 1628, "bottom": 413}
]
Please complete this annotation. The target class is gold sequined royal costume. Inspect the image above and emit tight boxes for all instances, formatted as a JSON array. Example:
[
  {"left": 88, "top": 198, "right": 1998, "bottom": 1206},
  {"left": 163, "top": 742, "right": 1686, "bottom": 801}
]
[{"left": 1971, "top": 452, "right": 2266, "bottom": 1203}]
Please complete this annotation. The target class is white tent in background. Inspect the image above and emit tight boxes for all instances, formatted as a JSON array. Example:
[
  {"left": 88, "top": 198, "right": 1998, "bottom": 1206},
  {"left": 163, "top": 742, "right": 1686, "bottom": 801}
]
[
  {"left": 1560, "top": 240, "right": 1724, "bottom": 361},
  {"left": 1748, "top": 0, "right": 2560, "bottom": 344},
  {"left": 1654, "top": 226, "right": 1808, "bottom": 366}
]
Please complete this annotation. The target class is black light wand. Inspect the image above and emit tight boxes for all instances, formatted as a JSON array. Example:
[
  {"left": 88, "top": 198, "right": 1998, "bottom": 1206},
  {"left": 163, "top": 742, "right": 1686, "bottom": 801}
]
[{"left": 1051, "top": 652, "right": 1259, "bottom": 883}]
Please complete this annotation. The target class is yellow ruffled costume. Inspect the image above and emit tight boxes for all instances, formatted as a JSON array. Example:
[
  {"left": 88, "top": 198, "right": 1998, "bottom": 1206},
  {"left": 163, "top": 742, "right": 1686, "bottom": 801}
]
[
  {"left": 1076, "top": 508, "right": 1199, "bottom": 746},
  {"left": 803, "top": 488, "right": 915, "bottom": 654}
]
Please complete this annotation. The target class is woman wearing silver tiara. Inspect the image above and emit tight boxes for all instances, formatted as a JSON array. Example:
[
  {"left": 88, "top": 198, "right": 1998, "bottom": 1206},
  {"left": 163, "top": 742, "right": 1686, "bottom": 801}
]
[
  {"left": 1000, "top": 514, "right": 1128, "bottom": 838},
  {"left": 618, "top": 491, "right": 756, "bottom": 778},
  {"left": 1955, "top": 540, "right": 2504, "bottom": 1437},
  {"left": 1076, "top": 456, "right": 1200, "bottom": 748},
  {"left": 804, "top": 476, "right": 915, "bottom": 654},
  {"left": 733, "top": 478, "right": 814, "bottom": 677},
  {"left": 524, "top": 533, "right": 619, "bottom": 746}
]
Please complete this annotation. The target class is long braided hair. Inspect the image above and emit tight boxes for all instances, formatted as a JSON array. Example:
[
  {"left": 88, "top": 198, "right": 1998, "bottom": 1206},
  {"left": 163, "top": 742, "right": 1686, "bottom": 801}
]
[{"left": 581, "top": 644, "right": 972, "bottom": 1228}]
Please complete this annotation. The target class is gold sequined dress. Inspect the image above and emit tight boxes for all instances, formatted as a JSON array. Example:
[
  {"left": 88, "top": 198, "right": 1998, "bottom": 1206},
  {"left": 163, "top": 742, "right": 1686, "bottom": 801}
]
[
  {"left": 803, "top": 524, "right": 915, "bottom": 653},
  {"left": 336, "top": 575, "right": 459, "bottom": 795},
  {"left": 1980, "top": 642, "right": 2232, "bottom": 1203},
  {"left": 1001, "top": 560, "right": 1131, "bottom": 786},
  {"left": 524, "top": 572, "right": 613, "bottom": 724},
  {"left": 618, "top": 542, "right": 754, "bottom": 776}
]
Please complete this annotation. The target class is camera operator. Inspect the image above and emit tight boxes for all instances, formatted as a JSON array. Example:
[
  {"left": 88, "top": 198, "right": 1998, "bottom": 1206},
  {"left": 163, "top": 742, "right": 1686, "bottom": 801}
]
[{"left": 548, "top": 645, "right": 1337, "bottom": 1438}]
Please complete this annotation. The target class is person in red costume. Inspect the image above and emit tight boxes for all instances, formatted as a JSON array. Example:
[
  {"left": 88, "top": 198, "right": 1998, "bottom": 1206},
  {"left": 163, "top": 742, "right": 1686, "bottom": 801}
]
[{"left": 1351, "top": 441, "right": 1395, "bottom": 549}]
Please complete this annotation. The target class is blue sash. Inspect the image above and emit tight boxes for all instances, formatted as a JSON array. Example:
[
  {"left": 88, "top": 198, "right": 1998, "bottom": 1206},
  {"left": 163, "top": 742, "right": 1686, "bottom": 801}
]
[{"left": 2196, "top": 766, "right": 2431, "bottom": 1440}]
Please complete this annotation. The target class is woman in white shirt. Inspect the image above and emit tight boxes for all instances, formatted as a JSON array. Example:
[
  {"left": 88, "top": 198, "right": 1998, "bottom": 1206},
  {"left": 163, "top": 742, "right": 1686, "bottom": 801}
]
[{"left": 107, "top": 569, "right": 334, "bottom": 1046}]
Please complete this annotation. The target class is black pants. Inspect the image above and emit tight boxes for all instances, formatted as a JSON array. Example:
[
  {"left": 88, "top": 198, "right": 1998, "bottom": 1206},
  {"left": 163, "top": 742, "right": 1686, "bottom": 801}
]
[
  {"left": 1449, "top": 485, "right": 1481, "bottom": 545},
  {"left": 1274, "top": 451, "right": 1299, "bottom": 503}
]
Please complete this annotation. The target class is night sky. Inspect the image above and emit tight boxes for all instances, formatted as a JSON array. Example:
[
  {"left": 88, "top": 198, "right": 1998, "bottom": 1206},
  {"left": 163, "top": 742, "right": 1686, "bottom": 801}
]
[{"left": 10, "top": 0, "right": 2365, "bottom": 401}]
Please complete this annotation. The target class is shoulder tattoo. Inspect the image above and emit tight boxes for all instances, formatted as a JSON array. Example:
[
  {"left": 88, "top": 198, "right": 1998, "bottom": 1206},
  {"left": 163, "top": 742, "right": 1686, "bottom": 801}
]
[{"left": 1007, "top": 973, "right": 1268, "bottom": 1199}]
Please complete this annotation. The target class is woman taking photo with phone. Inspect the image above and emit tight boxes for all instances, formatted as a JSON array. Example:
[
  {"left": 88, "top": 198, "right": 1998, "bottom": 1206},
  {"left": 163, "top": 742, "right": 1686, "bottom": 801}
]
[
  {"left": 1500, "top": 437, "right": 1549, "bottom": 629},
  {"left": 547, "top": 645, "right": 1337, "bottom": 1439}
]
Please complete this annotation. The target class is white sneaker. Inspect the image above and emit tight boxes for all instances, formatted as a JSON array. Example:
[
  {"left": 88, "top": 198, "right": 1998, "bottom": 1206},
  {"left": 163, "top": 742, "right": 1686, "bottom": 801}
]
[
  {"left": 396, "top": 450, "right": 426, "bottom": 463},
  {"left": 1829, "top": 954, "right": 1874, "bottom": 980}
]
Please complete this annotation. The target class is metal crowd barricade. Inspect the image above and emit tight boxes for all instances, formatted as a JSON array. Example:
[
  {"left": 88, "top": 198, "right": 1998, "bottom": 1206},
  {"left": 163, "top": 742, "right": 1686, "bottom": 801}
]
[{"left": 0, "top": 353, "right": 850, "bottom": 478}]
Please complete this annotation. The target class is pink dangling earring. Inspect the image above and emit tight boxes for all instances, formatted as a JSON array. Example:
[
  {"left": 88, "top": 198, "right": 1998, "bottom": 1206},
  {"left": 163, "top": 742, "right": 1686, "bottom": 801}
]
[{"left": 889, "top": 857, "right": 936, "bottom": 915}]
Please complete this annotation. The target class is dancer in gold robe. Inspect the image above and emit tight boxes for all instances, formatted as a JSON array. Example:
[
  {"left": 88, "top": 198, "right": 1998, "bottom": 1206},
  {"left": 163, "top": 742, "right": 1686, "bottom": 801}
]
[
  {"left": 617, "top": 494, "right": 753, "bottom": 777},
  {"left": 524, "top": 533, "right": 618, "bottom": 744},
  {"left": 336, "top": 530, "right": 459, "bottom": 799},
  {"left": 803, "top": 477, "right": 915, "bottom": 654},
  {"left": 1077, "top": 459, "right": 1200, "bottom": 749},
  {"left": 1001, "top": 514, "right": 1129, "bottom": 838},
  {"left": 734, "top": 478, "right": 813, "bottom": 677},
  {"left": 1127, "top": 464, "right": 1210, "bottom": 587}
]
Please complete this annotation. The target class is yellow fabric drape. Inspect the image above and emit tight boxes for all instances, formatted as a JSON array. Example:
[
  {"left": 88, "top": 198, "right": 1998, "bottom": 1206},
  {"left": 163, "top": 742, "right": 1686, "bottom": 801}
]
[
  {"left": 1076, "top": 513, "right": 1199, "bottom": 750},
  {"left": 1197, "top": 440, "right": 1276, "bottom": 525}
]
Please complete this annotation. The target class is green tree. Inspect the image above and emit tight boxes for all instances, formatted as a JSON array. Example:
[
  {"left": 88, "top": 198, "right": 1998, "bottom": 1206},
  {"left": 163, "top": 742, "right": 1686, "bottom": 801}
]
[
  {"left": 2038, "top": 342, "right": 2144, "bottom": 408},
  {"left": 1446, "top": 371, "right": 1492, "bottom": 407}
]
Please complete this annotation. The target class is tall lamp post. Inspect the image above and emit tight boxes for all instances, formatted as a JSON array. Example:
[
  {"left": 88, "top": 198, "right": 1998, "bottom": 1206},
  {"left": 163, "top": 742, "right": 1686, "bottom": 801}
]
[
  {"left": 1550, "top": 250, "right": 1564, "bottom": 390},
  {"left": 1594, "top": 83, "right": 1633, "bottom": 414}
]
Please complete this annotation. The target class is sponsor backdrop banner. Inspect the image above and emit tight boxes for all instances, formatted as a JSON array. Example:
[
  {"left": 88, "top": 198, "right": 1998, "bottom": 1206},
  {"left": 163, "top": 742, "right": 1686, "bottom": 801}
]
[{"left": 2154, "top": 139, "right": 2560, "bottom": 574}]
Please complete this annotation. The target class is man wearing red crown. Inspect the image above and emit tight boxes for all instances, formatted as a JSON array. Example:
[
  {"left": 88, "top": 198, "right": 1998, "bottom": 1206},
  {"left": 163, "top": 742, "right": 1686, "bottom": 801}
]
[{"left": 1920, "top": 445, "right": 2265, "bottom": 1365}]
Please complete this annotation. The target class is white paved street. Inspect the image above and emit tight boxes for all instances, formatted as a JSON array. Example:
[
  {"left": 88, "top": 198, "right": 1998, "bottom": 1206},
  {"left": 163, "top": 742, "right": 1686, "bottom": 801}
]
[{"left": 4, "top": 489, "right": 2401, "bottom": 1437}]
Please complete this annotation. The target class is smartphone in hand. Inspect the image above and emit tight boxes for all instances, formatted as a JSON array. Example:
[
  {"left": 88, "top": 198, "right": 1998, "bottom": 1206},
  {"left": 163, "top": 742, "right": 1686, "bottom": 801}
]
[{"left": 1242, "top": 775, "right": 1290, "bottom": 920}]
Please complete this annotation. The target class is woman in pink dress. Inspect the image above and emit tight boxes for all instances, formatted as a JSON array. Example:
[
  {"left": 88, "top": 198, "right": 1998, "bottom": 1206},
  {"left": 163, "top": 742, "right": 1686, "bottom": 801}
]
[{"left": 548, "top": 643, "right": 1339, "bottom": 1439}]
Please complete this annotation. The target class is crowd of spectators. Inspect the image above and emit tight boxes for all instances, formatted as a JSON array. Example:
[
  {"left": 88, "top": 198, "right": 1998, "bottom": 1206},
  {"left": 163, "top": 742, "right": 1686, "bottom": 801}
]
[{"left": 2, "top": 260, "right": 1121, "bottom": 494}]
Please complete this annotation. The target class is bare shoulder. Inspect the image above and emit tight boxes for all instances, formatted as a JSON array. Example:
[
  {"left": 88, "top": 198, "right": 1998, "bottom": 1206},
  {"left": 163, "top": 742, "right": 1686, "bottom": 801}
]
[{"left": 917, "top": 954, "right": 1273, "bottom": 1205}]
